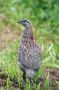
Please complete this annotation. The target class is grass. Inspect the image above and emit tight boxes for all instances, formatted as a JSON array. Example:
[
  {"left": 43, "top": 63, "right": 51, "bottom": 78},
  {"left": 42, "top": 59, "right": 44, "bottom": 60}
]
[
  {"left": 0, "top": 39, "right": 22, "bottom": 77},
  {"left": 0, "top": 23, "right": 59, "bottom": 90}
]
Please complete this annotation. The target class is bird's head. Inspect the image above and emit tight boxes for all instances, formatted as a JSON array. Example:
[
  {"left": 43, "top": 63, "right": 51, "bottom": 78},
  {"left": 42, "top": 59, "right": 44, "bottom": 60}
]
[{"left": 17, "top": 19, "right": 32, "bottom": 29}]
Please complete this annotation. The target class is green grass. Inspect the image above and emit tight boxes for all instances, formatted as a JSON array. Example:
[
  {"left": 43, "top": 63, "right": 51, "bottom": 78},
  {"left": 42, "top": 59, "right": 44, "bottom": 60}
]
[
  {"left": 0, "top": 32, "right": 59, "bottom": 90},
  {"left": 0, "top": 25, "right": 59, "bottom": 90}
]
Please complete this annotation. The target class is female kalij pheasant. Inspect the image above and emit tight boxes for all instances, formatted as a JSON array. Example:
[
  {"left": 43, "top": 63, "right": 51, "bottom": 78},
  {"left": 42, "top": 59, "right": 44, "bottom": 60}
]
[{"left": 18, "top": 19, "right": 42, "bottom": 80}]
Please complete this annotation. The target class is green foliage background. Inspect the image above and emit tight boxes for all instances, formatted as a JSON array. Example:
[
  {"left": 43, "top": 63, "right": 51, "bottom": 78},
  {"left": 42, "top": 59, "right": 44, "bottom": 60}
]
[
  {"left": 0, "top": 0, "right": 59, "bottom": 89},
  {"left": 0, "top": 0, "right": 59, "bottom": 58},
  {"left": 0, "top": 0, "right": 59, "bottom": 42}
]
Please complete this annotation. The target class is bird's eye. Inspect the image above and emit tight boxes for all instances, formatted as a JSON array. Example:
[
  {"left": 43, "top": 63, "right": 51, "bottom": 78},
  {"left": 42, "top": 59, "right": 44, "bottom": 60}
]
[{"left": 24, "top": 21, "right": 26, "bottom": 22}]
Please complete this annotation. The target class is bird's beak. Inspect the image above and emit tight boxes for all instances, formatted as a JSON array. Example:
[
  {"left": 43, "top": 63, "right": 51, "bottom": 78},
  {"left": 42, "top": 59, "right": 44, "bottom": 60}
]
[
  {"left": 17, "top": 21, "right": 22, "bottom": 24},
  {"left": 17, "top": 21, "right": 20, "bottom": 23}
]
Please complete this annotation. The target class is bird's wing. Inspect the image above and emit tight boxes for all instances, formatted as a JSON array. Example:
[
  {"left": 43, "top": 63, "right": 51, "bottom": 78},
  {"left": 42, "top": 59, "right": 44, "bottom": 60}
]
[
  {"left": 27, "top": 43, "right": 42, "bottom": 70},
  {"left": 18, "top": 43, "right": 42, "bottom": 70},
  {"left": 18, "top": 43, "right": 31, "bottom": 69}
]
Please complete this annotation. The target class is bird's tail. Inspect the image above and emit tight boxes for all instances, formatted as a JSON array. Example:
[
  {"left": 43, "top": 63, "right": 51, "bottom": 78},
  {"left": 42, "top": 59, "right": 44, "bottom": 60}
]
[{"left": 26, "top": 69, "right": 35, "bottom": 79}]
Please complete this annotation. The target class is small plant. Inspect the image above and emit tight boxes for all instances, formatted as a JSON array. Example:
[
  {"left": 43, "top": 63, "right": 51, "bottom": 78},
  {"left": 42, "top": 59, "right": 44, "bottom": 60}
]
[
  {"left": 36, "top": 83, "right": 40, "bottom": 90},
  {"left": 44, "top": 73, "right": 51, "bottom": 90},
  {"left": 6, "top": 76, "right": 12, "bottom": 90},
  {"left": 26, "top": 80, "right": 31, "bottom": 90}
]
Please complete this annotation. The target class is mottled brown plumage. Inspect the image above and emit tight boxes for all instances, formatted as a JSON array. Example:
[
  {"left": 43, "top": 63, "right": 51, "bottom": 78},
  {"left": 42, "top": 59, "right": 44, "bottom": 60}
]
[{"left": 18, "top": 19, "right": 42, "bottom": 79}]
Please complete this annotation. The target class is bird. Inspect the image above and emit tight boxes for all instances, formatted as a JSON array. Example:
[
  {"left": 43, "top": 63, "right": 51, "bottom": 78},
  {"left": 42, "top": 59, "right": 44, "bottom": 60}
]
[{"left": 18, "top": 19, "right": 42, "bottom": 82}]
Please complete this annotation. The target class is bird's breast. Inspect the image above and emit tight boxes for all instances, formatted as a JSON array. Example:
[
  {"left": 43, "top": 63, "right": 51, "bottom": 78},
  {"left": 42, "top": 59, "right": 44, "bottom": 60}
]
[{"left": 19, "top": 41, "right": 41, "bottom": 70}]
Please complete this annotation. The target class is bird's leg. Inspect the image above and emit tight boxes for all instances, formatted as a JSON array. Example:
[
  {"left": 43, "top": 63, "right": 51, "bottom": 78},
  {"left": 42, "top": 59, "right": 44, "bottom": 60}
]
[
  {"left": 22, "top": 71, "right": 26, "bottom": 90},
  {"left": 29, "top": 78, "right": 33, "bottom": 86},
  {"left": 29, "top": 79, "right": 32, "bottom": 90},
  {"left": 29, "top": 78, "right": 35, "bottom": 90},
  {"left": 23, "top": 71, "right": 26, "bottom": 82}
]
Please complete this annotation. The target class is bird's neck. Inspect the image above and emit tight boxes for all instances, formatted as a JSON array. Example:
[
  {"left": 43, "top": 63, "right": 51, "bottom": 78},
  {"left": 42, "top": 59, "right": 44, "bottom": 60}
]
[
  {"left": 22, "top": 26, "right": 34, "bottom": 45},
  {"left": 24, "top": 26, "right": 34, "bottom": 39}
]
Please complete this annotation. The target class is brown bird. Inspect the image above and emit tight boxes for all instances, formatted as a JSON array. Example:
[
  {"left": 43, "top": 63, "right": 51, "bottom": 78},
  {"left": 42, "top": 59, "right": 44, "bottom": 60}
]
[{"left": 18, "top": 19, "right": 42, "bottom": 82}]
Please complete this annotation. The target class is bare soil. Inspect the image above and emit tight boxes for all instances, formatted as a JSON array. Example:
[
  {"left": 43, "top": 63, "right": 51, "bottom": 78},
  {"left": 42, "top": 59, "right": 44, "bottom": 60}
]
[
  {"left": 0, "top": 68, "right": 59, "bottom": 90},
  {"left": 46, "top": 68, "right": 59, "bottom": 90},
  {"left": 0, "top": 27, "right": 21, "bottom": 51}
]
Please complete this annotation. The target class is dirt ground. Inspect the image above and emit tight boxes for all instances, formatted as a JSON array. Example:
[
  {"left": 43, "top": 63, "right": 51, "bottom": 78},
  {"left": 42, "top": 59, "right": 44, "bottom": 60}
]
[
  {"left": 0, "top": 68, "right": 59, "bottom": 90},
  {"left": 0, "top": 26, "right": 21, "bottom": 51},
  {"left": 46, "top": 68, "right": 59, "bottom": 90}
]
